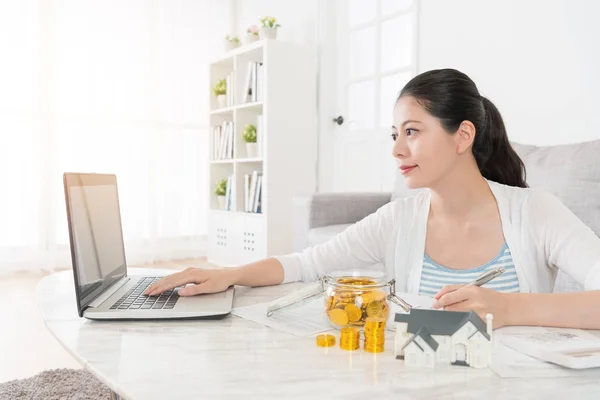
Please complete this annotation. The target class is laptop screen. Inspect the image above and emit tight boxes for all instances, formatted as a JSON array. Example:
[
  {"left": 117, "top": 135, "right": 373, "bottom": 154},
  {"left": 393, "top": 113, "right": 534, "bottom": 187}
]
[{"left": 63, "top": 173, "right": 127, "bottom": 315}]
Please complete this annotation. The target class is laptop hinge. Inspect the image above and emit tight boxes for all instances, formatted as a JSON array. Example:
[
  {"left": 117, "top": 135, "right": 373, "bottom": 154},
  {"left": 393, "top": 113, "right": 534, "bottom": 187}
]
[{"left": 88, "top": 276, "right": 131, "bottom": 309}]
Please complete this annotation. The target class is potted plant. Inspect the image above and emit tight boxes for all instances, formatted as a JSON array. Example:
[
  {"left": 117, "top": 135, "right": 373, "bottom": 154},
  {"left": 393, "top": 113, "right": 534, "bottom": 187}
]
[
  {"left": 245, "top": 25, "right": 259, "bottom": 44},
  {"left": 259, "top": 16, "right": 281, "bottom": 40},
  {"left": 215, "top": 178, "right": 227, "bottom": 209},
  {"left": 213, "top": 78, "right": 226, "bottom": 108},
  {"left": 242, "top": 124, "right": 258, "bottom": 158},
  {"left": 224, "top": 35, "right": 240, "bottom": 51}
]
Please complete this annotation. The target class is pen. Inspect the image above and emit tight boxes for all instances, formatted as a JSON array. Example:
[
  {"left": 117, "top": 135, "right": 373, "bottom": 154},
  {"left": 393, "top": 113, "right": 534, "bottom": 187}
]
[{"left": 470, "top": 266, "right": 506, "bottom": 287}]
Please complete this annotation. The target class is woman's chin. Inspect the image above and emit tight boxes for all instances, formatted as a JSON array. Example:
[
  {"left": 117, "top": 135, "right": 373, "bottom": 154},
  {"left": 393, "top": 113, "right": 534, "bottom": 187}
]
[{"left": 403, "top": 176, "right": 426, "bottom": 190}]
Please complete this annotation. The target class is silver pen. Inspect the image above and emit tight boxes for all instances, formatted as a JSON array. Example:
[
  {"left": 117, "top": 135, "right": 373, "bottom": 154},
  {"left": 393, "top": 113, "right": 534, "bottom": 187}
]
[{"left": 471, "top": 266, "right": 506, "bottom": 287}]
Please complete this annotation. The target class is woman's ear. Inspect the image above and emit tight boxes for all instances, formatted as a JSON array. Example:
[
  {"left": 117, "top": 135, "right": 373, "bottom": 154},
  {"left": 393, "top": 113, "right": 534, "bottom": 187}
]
[{"left": 456, "top": 120, "right": 476, "bottom": 154}]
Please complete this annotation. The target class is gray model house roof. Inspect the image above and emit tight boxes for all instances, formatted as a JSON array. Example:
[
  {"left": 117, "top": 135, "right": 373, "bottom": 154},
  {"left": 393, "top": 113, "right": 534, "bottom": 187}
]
[
  {"left": 401, "top": 327, "right": 439, "bottom": 352},
  {"left": 394, "top": 309, "right": 490, "bottom": 340}
]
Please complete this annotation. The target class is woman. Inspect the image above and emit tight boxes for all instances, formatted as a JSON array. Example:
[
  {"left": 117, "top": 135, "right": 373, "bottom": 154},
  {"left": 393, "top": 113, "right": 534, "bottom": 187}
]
[{"left": 146, "top": 68, "right": 600, "bottom": 329}]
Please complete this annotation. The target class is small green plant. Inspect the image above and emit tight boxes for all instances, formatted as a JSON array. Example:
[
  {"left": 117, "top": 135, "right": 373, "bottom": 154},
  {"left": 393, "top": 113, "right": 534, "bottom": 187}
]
[
  {"left": 242, "top": 124, "right": 257, "bottom": 143},
  {"left": 213, "top": 79, "right": 226, "bottom": 96},
  {"left": 260, "top": 16, "right": 281, "bottom": 28},
  {"left": 215, "top": 178, "right": 227, "bottom": 196},
  {"left": 225, "top": 35, "right": 240, "bottom": 43}
]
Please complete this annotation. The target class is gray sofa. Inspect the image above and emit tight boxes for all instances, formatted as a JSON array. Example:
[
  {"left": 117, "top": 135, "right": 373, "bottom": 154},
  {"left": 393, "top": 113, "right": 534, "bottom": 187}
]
[{"left": 293, "top": 139, "right": 600, "bottom": 293}]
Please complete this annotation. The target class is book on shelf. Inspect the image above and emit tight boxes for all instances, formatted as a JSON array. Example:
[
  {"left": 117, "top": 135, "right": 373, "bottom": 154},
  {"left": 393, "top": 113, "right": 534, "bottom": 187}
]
[
  {"left": 223, "top": 175, "right": 233, "bottom": 211},
  {"left": 243, "top": 61, "right": 264, "bottom": 103},
  {"left": 211, "top": 121, "right": 234, "bottom": 160},
  {"left": 244, "top": 170, "right": 263, "bottom": 213}
]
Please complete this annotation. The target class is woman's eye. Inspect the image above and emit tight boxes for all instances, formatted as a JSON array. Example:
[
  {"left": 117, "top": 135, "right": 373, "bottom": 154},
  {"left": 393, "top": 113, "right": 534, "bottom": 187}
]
[
  {"left": 391, "top": 133, "right": 398, "bottom": 141},
  {"left": 406, "top": 128, "right": 415, "bottom": 136}
]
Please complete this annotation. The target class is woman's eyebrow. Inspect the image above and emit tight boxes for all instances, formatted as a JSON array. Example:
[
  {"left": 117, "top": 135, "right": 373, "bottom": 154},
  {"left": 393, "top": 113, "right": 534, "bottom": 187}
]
[{"left": 401, "top": 119, "right": 421, "bottom": 127}]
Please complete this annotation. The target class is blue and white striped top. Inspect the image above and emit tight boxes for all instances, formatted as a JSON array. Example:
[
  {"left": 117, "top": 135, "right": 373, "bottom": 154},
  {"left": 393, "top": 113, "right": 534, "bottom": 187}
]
[{"left": 418, "top": 242, "right": 520, "bottom": 297}]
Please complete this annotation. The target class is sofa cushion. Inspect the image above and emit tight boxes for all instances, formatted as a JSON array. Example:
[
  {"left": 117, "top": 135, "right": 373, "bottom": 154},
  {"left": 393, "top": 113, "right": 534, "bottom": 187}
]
[
  {"left": 512, "top": 140, "right": 600, "bottom": 292},
  {"left": 511, "top": 140, "right": 600, "bottom": 237}
]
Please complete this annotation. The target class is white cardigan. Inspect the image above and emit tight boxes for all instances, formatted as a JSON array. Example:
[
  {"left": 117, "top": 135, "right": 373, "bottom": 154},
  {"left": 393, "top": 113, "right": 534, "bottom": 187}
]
[{"left": 276, "top": 180, "right": 600, "bottom": 293}]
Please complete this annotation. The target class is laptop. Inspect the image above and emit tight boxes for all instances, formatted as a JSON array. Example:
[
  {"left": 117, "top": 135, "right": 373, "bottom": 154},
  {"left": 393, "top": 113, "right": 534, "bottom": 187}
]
[{"left": 63, "top": 172, "right": 234, "bottom": 320}]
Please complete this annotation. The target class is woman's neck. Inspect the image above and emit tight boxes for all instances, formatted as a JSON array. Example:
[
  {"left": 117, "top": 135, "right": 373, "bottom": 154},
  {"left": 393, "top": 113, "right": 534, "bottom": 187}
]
[{"left": 428, "top": 166, "right": 495, "bottom": 220}]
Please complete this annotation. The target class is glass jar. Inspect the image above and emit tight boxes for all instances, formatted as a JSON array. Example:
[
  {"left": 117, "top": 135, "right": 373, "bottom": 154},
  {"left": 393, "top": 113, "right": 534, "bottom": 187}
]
[{"left": 266, "top": 270, "right": 412, "bottom": 329}]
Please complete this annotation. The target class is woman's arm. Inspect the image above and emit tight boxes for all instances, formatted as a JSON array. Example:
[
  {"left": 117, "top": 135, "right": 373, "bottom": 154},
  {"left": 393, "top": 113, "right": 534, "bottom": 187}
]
[
  {"left": 229, "top": 257, "right": 285, "bottom": 287},
  {"left": 146, "top": 201, "right": 400, "bottom": 296},
  {"left": 507, "top": 291, "right": 600, "bottom": 329}
]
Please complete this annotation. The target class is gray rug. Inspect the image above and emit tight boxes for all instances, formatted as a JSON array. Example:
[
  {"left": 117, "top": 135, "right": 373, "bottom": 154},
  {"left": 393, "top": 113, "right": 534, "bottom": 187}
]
[{"left": 0, "top": 368, "right": 112, "bottom": 400}]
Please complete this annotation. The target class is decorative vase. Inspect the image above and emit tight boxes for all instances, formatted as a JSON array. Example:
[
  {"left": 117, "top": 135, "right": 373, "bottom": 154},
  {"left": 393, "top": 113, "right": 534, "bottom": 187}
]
[
  {"left": 217, "top": 195, "right": 226, "bottom": 210},
  {"left": 246, "top": 142, "right": 258, "bottom": 158},
  {"left": 259, "top": 27, "right": 277, "bottom": 40},
  {"left": 245, "top": 34, "right": 259, "bottom": 45},
  {"left": 217, "top": 94, "right": 226, "bottom": 108}
]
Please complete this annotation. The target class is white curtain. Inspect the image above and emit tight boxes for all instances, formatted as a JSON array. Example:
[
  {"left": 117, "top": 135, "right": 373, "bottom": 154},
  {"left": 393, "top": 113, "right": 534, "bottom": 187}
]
[{"left": 0, "top": 0, "right": 230, "bottom": 274}]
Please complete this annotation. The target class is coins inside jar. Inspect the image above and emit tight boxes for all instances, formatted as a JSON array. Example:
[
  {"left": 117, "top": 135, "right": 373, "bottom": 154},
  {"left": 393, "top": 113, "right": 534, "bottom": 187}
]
[{"left": 325, "top": 277, "right": 390, "bottom": 328}]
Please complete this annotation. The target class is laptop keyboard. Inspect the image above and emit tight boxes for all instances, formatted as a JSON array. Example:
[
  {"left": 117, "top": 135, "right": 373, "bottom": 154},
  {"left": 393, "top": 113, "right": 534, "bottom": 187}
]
[{"left": 109, "top": 277, "right": 180, "bottom": 310}]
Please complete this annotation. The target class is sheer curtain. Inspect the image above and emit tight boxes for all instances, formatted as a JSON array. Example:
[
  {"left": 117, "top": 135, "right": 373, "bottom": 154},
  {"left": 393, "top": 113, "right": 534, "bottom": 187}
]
[{"left": 0, "top": 0, "right": 230, "bottom": 274}]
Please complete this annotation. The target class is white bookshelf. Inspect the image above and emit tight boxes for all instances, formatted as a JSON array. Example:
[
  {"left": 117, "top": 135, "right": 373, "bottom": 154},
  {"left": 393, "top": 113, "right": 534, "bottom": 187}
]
[{"left": 207, "top": 40, "right": 317, "bottom": 267}]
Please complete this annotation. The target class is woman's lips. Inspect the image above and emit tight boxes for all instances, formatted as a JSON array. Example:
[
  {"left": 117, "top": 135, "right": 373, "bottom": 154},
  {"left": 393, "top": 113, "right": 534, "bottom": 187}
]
[{"left": 400, "top": 165, "right": 417, "bottom": 175}]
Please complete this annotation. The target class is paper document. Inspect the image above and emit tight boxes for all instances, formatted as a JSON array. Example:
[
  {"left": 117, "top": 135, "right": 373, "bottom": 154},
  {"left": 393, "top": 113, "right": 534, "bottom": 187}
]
[
  {"left": 499, "top": 326, "right": 600, "bottom": 370},
  {"left": 491, "top": 327, "right": 600, "bottom": 377},
  {"left": 233, "top": 292, "right": 434, "bottom": 337},
  {"left": 232, "top": 298, "right": 332, "bottom": 337}
]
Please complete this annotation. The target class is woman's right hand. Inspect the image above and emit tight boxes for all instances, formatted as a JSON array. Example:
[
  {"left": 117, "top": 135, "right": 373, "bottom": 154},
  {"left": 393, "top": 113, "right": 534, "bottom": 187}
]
[{"left": 144, "top": 267, "right": 238, "bottom": 297}]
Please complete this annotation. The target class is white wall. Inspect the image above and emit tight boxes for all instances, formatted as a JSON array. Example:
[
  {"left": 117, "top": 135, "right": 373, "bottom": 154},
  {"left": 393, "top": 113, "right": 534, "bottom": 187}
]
[
  {"left": 418, "top": 0, "right": 600, "bottom": 146},
  {"left": 232, "top": 0, "right": 600, "bottom": 191},
  {"left": 235, "top": 0, "right": 320, "bottom": 45}
]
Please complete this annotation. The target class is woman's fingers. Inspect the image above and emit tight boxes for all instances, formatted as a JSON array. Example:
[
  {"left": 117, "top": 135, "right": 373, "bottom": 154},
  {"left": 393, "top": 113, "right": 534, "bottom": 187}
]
[
  {"left": 145, "top": 269, "right": 202, "bottom": 296},
  {"left": 433, "top": 285, "right": 472, "bottom": 309},
  {"left": 179, "top": 282, "right": 213, "bottom": 296},
  {"left": 442, "top": 301, "right": 471, "bottom": 312},
  {"left": 434, "top": 283, "right": 466, "bottom": 300}
]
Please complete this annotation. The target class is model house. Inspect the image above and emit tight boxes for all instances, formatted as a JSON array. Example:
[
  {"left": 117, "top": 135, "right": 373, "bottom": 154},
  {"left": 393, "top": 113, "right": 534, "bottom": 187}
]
[{"left": 394, "top": 309, "right": 493, "bottom": 369}]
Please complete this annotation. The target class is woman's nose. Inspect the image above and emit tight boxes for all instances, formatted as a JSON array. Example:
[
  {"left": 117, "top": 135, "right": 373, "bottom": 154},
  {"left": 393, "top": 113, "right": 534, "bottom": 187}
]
[{"left": 392, "top": 135, "right": 407, "bottom": 158}]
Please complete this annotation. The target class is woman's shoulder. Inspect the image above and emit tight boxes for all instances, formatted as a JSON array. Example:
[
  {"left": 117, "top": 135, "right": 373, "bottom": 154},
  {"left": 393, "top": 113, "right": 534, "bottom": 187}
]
[{"left": 486, "top": 179, "right": 563, "bottom": 212}]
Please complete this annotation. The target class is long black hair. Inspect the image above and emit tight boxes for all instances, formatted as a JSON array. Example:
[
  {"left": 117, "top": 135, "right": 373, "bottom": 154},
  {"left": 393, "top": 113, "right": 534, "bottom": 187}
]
[{"left": 398, "top": 68, "right": 527, "bottom": 188}]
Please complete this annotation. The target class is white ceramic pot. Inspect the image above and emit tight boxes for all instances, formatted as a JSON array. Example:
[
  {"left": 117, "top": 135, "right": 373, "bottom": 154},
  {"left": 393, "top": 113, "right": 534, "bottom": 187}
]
[
  {"left": 224, "top": 40, "right": 239, "bottom": 51},
  {"left": 259, "top": 27, "right": 277, "bottom": 40},
  {"left": 217, "top": 94, "right": 226, "bottom": 109},
  {"left": 245, "top": 34, "right": 259, "bottom": 45},
  {"left": 246, "top": 142, "right": 258, "bottom": 158},
  {"left": 217, "top": 195, "right": 226, "bottom": 210}
]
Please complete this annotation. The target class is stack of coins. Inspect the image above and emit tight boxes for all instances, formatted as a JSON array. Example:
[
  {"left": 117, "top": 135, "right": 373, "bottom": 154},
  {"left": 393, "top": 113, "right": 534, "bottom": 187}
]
[
  {"left": 315, "top": 334, "right": 336, "bottom": 348},
  {"left": 339, "top": 327, "right": 360, "bottom": 351},
  {"left": 363, "top": 317, "right": 386, "bottom": 353}
]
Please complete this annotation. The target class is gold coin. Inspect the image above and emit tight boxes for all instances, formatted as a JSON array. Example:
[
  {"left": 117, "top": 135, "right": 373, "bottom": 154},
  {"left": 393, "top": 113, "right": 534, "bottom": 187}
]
[
  {"left": 328, "top": 308, "right": 349, "bottom": 326},
  {"left": 366, "top": 301, "right": 384, "bottom": 317},
  {"left": 365, "top": 316, "right": 386, "bottom": 325},
  {"left": 372, "top": 290, "right": 387, "bottom": 301},
  {"left": 316, "top": 334, "right": 336, "bottom": 347},
  {"left": 364, "top": 346, "right": 385, "bottom": 353},
  {"left": 344, "top": 304, "right": 362, "bottom": 322},
  {"left": 325, "top": 295, "right": 334, "bottom": 310}
]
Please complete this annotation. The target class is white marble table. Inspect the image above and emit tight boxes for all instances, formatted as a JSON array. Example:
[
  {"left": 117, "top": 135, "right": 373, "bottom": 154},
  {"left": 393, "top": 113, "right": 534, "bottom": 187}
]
[{"left": 37, "top": 268, "right": 600, "bottom": 400}]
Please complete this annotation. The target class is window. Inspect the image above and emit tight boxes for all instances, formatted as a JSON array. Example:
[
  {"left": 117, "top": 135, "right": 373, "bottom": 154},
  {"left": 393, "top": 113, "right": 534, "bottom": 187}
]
[{"left": 0, "top": 0, "right": 230, "bottom": 273}]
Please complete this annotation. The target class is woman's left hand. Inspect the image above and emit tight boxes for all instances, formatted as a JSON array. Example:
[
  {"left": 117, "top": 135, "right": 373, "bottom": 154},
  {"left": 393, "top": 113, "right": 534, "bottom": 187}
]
[{"left": 432, "top": 284, "right": 512, "bottom": 328}]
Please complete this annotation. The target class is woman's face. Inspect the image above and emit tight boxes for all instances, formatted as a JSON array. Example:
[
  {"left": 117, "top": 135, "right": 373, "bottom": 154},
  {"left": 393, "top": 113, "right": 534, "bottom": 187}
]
[{"left": 392, "top": 96, "right": 461, "bottom": 189}]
